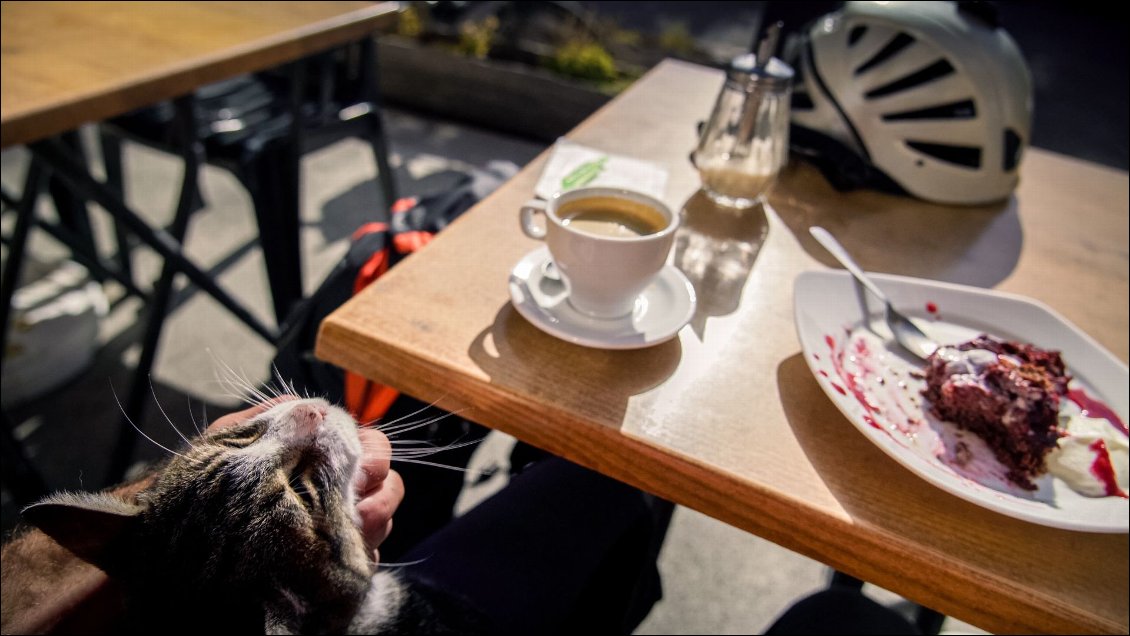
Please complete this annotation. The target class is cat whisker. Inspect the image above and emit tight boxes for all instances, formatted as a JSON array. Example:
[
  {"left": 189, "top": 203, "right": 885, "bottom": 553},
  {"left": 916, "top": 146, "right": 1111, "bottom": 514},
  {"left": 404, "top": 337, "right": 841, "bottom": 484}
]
[
  {"left": 376, "top": 409, "right": 468, "bottom": 438},
  {"left": 362, "top": 437, "right": 481, "bottom": 459},
  {"left": 386, "top": 439, "right": 451, "bottom": 447},
  {"left": 372, "top": 556, "right": 431, "bottom": 569},
  {"left": 209, "top": 352, "right": 275, "bottom": 407},
  {"left": 357, "top": 401, "right": 435, "bottom": 430},
  {"left": 110, "top": 382, "right": 197, "bottom": 465},
  {"left": 149, "top": 377, "right": 197, "bottom": 451},
  {"left": 186, "top": 395, "right": 204, "bottom": 437},
  {"left": 383, "top": 457, "right": 491, "bottom": 475},
  {"left": 267, "top": 369, "right": 288, "bottom": 400},
  {"left": 272, "top": 366, "right": 302, "bottom": 400},
  {"left": 358, "top": 394, "right": 458, "bottom": 430}
]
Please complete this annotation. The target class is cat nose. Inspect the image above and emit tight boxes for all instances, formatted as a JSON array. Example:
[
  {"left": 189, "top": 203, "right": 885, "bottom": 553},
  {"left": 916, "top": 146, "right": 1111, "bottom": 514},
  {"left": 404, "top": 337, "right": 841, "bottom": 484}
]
[{"left": 291, "top": 402, "right": 326, "bottom": 437}]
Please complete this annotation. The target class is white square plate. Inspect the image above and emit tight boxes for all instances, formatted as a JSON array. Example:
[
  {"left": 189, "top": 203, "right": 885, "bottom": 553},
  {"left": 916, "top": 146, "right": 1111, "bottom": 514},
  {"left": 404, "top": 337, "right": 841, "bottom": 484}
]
[{"left": 794, "top": 270, "right": 1128, "bottom": 533}]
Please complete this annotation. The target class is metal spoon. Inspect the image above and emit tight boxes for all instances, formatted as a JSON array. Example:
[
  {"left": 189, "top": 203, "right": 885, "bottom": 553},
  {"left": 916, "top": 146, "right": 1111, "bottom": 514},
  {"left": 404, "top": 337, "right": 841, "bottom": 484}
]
[{"left": 809, "top": 226, "right": 938, "bottom": 361}]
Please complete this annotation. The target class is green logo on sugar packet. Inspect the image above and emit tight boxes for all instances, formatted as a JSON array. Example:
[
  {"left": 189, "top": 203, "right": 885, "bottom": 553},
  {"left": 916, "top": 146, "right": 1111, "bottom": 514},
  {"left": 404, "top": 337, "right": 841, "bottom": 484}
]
[{"left": 561, "top": 156, "right": 608, "bottom": 190}]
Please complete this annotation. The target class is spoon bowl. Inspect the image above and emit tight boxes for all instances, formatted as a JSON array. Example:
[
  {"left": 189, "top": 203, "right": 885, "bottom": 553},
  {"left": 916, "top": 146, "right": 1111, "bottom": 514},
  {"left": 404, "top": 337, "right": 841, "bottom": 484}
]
[{"left": 809, "top": 226, "right": 938, "bottom": 361}]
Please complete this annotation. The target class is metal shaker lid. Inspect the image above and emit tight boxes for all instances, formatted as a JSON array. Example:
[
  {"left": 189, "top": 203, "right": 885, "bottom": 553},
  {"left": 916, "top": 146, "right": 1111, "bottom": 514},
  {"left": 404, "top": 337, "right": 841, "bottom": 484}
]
[
  {"left": 727, "top": 20, "right": 794, "bottom": 90},
  {"left": 728, "top": 53, "right": 794, "bottom": 90}
]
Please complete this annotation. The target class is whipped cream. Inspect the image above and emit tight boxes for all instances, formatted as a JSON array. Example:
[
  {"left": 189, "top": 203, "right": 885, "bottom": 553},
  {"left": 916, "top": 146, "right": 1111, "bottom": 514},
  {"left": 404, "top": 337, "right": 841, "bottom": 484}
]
[
  {"left": 932, "top": 346, "right": 1022, "bottom": 387},
  {"left": 1047, "top": 414, "right": 1129, "bottom": 498}
]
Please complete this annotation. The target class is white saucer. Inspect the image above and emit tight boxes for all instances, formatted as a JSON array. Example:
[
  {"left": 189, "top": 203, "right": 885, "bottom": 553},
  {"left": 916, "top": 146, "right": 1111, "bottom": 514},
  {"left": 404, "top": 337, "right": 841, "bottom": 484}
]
[{"left": 508, "top": 247, "right": 696, "bottom": 350}]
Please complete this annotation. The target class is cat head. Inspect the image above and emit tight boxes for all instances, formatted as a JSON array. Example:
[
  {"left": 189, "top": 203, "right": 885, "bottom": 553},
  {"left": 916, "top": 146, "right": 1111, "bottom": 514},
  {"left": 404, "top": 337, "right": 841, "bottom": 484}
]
[{"left": 24, "top": 397, "right": 374, "bottom": 632}]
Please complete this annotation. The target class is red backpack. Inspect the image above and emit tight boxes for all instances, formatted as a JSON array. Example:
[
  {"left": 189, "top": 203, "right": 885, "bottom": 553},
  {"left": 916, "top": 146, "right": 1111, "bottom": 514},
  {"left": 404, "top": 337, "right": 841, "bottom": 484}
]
[{"left": 272, "top": 161, "right": 516, "bottom": 422}]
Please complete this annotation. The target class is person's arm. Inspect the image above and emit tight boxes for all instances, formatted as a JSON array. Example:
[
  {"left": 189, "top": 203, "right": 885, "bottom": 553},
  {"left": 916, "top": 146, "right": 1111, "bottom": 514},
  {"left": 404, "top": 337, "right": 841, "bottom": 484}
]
[{"left": 0, "top": 399, "right": 403, "bottom": 634}]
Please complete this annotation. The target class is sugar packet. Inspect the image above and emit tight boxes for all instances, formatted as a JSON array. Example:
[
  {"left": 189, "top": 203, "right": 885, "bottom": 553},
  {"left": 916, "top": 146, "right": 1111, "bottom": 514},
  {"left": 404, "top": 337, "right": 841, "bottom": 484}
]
[{"left": 533, "top": 139, "right": 668, "bottom": 200}]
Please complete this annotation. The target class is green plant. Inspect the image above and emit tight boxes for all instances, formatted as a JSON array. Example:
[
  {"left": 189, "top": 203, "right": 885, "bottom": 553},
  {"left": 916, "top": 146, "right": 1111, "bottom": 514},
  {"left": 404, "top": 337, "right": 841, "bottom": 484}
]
[
  {"left": 550, "top": 41, "right": 618, "bottom": 83},
  {"left": 658, "top": 21, "right": 696, "bottom": 55},
  {"left": 396, "top": 5, "right": 423, "bottom": 38},
  {"left": 457, "top": 16, "right": 499, "bottom": 59}
]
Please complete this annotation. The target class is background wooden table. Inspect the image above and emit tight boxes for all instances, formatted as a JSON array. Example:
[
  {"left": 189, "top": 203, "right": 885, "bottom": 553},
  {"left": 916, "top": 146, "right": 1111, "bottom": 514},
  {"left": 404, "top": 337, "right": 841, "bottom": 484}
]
[
  {"left": 1, "top": 1, "right": 401, "bottom": 484},
  {"left": 1, "top": 1, "right": 398, "bottom": 148},
  {"left": 319, "top": 59, "right": 1128, "bottom": 634}
]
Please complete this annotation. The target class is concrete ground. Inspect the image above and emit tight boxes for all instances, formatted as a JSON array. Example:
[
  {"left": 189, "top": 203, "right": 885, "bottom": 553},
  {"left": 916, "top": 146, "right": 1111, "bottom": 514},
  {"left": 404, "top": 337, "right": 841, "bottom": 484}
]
[{"left": 2, "top": 105, "right": 990, "bottom": 634}]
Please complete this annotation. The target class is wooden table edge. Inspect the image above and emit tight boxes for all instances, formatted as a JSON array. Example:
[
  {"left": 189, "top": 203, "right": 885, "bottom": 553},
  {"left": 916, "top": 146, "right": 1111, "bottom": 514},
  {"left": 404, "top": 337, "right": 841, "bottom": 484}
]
[{"left": 315, "top": 316, "right": 1125, "bottom": 634}]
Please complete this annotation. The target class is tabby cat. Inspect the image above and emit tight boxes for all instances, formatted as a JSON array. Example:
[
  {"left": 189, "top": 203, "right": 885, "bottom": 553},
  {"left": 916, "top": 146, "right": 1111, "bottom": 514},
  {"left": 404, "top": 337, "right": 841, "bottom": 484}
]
[{"left": 21, "top": 397, "right": 484, "bottom": 634}]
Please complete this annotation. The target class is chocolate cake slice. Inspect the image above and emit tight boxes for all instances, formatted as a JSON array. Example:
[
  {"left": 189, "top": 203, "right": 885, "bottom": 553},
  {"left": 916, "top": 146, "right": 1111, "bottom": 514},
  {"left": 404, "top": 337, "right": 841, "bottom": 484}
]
[{"left": 922, "top": 335, "right": 1070, "bottom": 490}]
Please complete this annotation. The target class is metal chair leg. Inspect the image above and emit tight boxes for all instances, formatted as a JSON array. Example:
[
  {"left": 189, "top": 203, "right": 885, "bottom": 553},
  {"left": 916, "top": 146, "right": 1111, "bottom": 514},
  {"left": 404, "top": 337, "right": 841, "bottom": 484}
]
[
  {"left": 360, "top": 36, "right": 398, "bottom": 210},
  {"left": 98, "top": 127, "right": 137, "bottom": 285},
  {"left": 48, "top": 132, "right": 102, "bottom": 279},
  {"left": 1, "top": 163, "right": 46, "bottom": 360},
  {"left": 242, "top": 133, "right": 305, "bottom": 327}
]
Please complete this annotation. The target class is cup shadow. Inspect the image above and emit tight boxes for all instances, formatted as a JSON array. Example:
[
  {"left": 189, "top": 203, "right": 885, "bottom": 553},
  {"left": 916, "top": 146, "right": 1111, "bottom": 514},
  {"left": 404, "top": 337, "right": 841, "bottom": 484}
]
[
  {"left": 467, "top": 302, "right": 682, "bottom": 429},
  {"left": 673, "top": 189, "right": 769, "bottom": 340}
]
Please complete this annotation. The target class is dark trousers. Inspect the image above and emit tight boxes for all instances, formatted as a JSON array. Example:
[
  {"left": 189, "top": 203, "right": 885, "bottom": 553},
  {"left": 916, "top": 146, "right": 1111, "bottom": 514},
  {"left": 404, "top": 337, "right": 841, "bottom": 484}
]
[
  {"left": 766, "top": 587, "right": 922, "bottom": 635},
  {"left": 396, "top": 455, "right": 673, "bottom": 635}
]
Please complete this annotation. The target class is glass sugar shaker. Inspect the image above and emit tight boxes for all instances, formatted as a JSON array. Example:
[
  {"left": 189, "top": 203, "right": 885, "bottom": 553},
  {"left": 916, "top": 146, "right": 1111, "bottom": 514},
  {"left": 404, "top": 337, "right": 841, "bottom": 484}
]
[{"left": 693, "top": 23, "right": 794, "bottom": 208}]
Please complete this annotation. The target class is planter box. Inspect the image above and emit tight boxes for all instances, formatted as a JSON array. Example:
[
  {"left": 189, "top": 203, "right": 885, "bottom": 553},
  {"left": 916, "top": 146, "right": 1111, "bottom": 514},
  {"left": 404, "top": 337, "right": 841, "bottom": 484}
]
[{"left": 377, "top": 36, "right": 612, "bottom": 141}]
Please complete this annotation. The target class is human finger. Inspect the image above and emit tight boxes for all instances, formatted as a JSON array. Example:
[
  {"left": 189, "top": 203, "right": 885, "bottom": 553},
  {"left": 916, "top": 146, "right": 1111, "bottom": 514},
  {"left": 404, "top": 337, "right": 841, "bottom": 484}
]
[
  {"left": 356, "top": 469, "right": 404, "bottom": 551},
  {"left": 355, "top": 427, "right": 393, "bottom": 495}
]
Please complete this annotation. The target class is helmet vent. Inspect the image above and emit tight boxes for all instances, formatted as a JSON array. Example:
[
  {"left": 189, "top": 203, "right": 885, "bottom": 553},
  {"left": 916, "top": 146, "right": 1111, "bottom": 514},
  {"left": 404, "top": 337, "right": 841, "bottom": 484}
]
[
  {"left": 791, "top": 58, "right": 814, "bottom": 111},
  {"left": 854, "top": 32, "right": 915, "bottom": 75},
  {"left": 848, "top": 25, "right": 868, "bottom": 47},
  {"left": 792, "top": 91, "right": 815, "bottom": 110},
  {"left": 1003, "top": 128, "right": 1022, "bottom": 171},
  {"left": 906, "top": 141, "right": 981, "bottom": 168},
  {"left": 882, "top": 99, "right": 977, "bottom": 121},
  {"left": 864, "top": 60, "right": 955, "bottom": 99}
]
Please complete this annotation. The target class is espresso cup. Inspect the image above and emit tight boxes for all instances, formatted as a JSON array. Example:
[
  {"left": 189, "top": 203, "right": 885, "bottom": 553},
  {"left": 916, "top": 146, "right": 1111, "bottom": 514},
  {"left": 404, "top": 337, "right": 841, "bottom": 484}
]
[{"left": 520, "top": 187, "right": 678, "bottom": 319}]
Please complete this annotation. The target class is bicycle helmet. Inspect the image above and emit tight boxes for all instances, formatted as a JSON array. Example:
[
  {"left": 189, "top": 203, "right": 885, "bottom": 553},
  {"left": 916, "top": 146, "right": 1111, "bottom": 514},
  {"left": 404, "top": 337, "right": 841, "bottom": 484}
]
[{"left": 785, "top": 1, "right": 1032, "bottom": 205}]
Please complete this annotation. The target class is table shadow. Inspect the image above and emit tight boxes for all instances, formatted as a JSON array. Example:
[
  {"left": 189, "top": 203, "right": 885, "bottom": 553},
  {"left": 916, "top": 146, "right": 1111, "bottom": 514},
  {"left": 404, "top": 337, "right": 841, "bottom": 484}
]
[
  {"left": 768, "top": 163, "right": 1023, "bottom": 288},
  {"left": 673, "top": 189, "right": 769, "bottom": 340},
  {"left": 467, "top": 303, "right": 682, "bottom": 426}
]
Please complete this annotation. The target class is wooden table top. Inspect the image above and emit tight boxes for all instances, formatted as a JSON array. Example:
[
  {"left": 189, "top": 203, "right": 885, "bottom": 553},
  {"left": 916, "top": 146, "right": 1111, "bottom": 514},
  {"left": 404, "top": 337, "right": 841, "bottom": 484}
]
[
  {"left": 317, "top": 59, "right": 1130, "bottom": 633},
  {"left": 1, "top": 1, "right": 399, "bottom": 149}
]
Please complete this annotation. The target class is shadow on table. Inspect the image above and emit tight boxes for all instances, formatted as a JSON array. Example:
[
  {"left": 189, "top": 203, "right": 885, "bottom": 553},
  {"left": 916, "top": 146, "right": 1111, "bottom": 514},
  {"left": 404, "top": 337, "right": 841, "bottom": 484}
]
[
  {"left": 673, "top": 190, "right": 769, "bottom": 341},
  {"left": 775, "top": 351, "right": 973, "bottom": 520},
  {"left": 768, "top": 162, "right": 1023, "bottom": 289},
  {"left": 467, "top": 303, "right": 681, "bottom": 427},
  {"left": 773, "top": 351, "right": 1083, "bottom": 538}
]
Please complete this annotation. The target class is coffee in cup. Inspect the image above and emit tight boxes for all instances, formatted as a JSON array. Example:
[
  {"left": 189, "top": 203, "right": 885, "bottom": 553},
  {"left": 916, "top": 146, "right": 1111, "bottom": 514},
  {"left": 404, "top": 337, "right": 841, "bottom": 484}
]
[
  {"left": 520, "top": 187, "right": 678, "bottom": 319},
  {"left": 556, "top": 196, "right": 669, "bottom": 238}
]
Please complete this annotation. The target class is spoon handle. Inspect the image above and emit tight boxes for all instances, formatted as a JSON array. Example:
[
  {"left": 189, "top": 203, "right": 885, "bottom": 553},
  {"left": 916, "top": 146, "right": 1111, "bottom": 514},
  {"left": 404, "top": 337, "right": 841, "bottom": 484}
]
[{"left": 809, "top": 227, "right": 889, "bottom": 302}]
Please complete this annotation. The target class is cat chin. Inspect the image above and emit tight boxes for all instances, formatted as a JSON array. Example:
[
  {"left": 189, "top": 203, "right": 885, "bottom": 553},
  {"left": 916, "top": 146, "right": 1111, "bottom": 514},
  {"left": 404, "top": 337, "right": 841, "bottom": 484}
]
[{"left": 347, "top": 571, "right": 406, "bottom": 634}]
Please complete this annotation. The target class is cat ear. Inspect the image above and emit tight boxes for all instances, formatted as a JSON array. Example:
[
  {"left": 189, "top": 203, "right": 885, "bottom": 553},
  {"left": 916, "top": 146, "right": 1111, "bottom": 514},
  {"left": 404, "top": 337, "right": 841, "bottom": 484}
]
[{"left": 22, "top": 491, "right": 144, "bottom": 568}]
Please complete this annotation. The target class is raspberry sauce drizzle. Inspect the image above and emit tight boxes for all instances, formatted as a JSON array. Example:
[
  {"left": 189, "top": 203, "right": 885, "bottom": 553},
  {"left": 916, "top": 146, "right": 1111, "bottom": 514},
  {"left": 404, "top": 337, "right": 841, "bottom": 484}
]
[
  {"left": 1088, "top": 439, "right": 1129, "bottom": 498},
  {"left": 1067, "top": 388, "right": 1128, "bottom": 436},
  {"left": 825, "top": 334, "right": 882, "bottom": 430}
]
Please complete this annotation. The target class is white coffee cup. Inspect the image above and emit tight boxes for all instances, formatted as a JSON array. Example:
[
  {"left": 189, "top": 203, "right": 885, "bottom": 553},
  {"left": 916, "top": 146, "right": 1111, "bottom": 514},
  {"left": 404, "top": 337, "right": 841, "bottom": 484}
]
[{"left": 520, "top": 187, "right": 678, "bottom": 319}]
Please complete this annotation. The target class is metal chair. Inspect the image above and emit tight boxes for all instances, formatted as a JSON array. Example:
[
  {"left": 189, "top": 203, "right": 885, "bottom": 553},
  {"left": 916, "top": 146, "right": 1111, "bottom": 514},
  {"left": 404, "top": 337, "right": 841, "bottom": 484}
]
[
  {"left": 99, "top": 36, "right": 399, "bottom": 327},
  {"left": 92, "top": 36, "right": 398, "bottom": 482}
]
